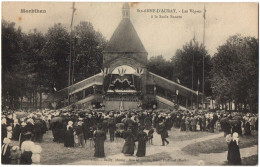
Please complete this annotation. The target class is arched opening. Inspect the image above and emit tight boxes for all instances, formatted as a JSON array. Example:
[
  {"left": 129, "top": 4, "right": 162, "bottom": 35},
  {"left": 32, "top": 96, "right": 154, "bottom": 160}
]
[{"left": 106, "top": 65, "right": 140, "bottom": 93}]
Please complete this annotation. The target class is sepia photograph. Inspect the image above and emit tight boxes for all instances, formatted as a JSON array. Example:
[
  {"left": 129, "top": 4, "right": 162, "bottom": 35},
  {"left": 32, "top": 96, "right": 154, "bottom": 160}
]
[{"left": 1, "top": 2, "right": 259, "bottom": 165}]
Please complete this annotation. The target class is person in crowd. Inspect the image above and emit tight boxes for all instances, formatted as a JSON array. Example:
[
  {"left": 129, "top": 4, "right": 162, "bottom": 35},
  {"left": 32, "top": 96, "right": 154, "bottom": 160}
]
[
  {"left": 136, "top": 126, "right": 148, "bottom": 157},
  {"left": 31, "top": 144, "right": 42, "bottom": 164},
  {"left": 75, "top": 120, "right": 85, "bottom": 148},
  {"left": 2, "top": 118, "right": 7, "bottom": 144},
  {"left": 108, "top": 114, "right": 116, "bottom": 142},
  {"left": 20, "top": 132, "right": 35, "bottom": 165},
  {"left": 157, "top": 118, "right": 169, "bottom": 146},
  {"left": 10, "top": 146, "right": 21, "bottom": 164},
  {"left": 185, "top": 116, "right": 190, "bottom": 132},
  {"left": 244, "top": 118, "right": 251, "bottom": 136},
  {"left": 201, "top": 115, "right": 206, "bottom": 131},
  {"left": 249, "top": 116, "right": 256, "bottom": 132},
  {"left": 209, "top": 118, "right": 215, "bottom": 133},
  {"left": 7, "top": 126, "right": 13, "bottom": 139},
  {"left": 1, "top": 138, "right": 11, "bottom": 164},
  {"left": 93, "top": 124, "right": 106, "bottom": 158},
  {"left": 180, "top": 116, "right": 186, "bottom": 131},
  {"left": 20, "top": 122, "right": 28, "bottom": 147},
  {"left": 227, "top": 133, "right": 241, "bottom": 165},
  {"left": 64, "top": 121, "right": 74, "bottom": 147},
  {"left": 191, "top": 115, "right": 197, "bottom": 131},
  {"left": 122, "top": 127, "right": 135, "bottom": 156},
  {"left": 12, "top": 119, "right": 21, "bottom": 141},
  {"left": 148, "top": 128, "right": 154, "bottom": 145}
]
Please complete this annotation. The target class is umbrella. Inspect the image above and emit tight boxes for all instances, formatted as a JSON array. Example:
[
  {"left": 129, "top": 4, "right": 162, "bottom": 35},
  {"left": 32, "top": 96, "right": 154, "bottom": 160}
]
[
  {"left": 50, "top": 117, "right": 63, "bottom": 123},
  {"left": 15, "top": 112, "right": 28, "bottom": 119}
]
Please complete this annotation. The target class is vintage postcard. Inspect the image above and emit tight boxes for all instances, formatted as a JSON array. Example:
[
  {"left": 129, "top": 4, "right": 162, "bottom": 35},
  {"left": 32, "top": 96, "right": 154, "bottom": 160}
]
[{"left": 1, "top": 2, "right": 258, "bottom": 165}]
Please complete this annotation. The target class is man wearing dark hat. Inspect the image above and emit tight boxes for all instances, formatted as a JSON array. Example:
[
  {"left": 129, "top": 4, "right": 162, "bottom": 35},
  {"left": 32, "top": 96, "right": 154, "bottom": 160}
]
[
  {"left": 157, "top": 119, "right": 169, "bottom": 146},
  {"left": 108, "top": 114, "right": 116, "bottom": 142}
]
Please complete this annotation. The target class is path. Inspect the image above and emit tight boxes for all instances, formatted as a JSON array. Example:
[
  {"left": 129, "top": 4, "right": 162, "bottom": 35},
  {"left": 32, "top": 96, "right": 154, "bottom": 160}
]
[{"left": 67, "top": 132, "right": 258, "bottom": 165}]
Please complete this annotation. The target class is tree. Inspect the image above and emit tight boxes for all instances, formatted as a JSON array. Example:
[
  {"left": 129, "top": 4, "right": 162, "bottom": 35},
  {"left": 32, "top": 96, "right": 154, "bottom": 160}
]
[
  {"left": 22, "top": 29, "right": 46, "bottom": 109},
  {"left": 41, "top": 23, "right": 70, "bottom": 91},
  {"left": 72, "top": 21, "right": 107, "bottom": 82},
  {"left": 147, "top": 55, "right": 173, "bottom": 80},
  {"left": 211, "top": 34, "right": 258, "bottom": 111},
  {"left": 171, "top": 39, "right": 212, "bottom": 96},
  {"left": 2, "top": 20, "right": 25, "bottom": 109}
]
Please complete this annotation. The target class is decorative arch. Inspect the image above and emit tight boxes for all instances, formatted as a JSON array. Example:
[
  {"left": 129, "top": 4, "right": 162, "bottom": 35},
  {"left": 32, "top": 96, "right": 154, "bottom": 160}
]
[
  {"left": 108, "top": 57, "right": 144, "bottom": 73},
  {"left": 111, "top": 65, "right": 136, "bottom": 75}
]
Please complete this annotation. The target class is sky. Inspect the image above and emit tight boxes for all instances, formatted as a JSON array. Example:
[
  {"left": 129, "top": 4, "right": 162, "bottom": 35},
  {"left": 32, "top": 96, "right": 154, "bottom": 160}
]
[{"left": 2, "top": 2, "right": 258, "bottom": 60}]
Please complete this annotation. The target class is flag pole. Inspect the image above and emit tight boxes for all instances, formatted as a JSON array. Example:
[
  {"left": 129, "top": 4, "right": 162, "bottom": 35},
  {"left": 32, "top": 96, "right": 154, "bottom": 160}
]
[
  {"left": 68, "top": 2, "right": 76, "bottom": 111},
  {"left": 202, "top": 4, "right": 206, "bottom": 111}
]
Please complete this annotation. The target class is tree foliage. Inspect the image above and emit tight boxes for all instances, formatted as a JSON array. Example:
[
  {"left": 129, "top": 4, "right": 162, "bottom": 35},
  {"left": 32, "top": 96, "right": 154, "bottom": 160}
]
[
  {"left": 147, "top": 55, "right": 173, "bottom": 80},
  {"left": 171, "top": 40, "right": 212, "bottom": 96},
  {"left": 73, "top": 21, "right": 107, "bottom": 82},
  {"left": 2, "top": 20, "right": 107, "bottom": 109},
  {"left": 211, "top": 34, "right": 258, "bottom": 110}
]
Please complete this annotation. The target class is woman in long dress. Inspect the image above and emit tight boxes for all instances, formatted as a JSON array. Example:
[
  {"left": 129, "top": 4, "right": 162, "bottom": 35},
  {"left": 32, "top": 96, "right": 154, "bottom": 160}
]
[
  {"left": 64, "top": 121, "right": 74, "bottom": 147},
  {"left": 122, "top": 127, "right": 135, "bottom": 156},
  {"left": 1, "top": 138, "right": 11, "bottom": 164},
  {"left": 227, "top": 133, "right": 241, "bottom": 165},
  {"left": 136, "top": 126, "right": 148, "bottom": 157},
  {"left": 93, "top": 124, "right": 106, "bottom": 158}
]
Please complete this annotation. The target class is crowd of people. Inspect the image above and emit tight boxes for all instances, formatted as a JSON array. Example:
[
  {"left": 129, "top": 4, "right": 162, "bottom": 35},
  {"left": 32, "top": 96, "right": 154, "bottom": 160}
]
[{"left": 1, "top": 108, "right": 258, "bottom": 165}]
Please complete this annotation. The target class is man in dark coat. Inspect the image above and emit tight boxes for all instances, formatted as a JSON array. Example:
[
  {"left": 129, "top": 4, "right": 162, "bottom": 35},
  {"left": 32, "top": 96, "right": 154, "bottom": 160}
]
[
  {"left": 136, "top": 126, "right": 148, "bottom": 157},
  {"left": 191, "top": 116, "right": 197, "bottom": 131},
  {"left": 244, "top": 121, "right": 251, "bottom": 136},
  {"left": 108, "top": 116, "right": 116, "bottom": 142},
  {"left": 157, "top": 119, "right": 169, "bottom": 146},
  {"left": 33, "top": 120, "right": 43, "bottom": 142},
  {"left": 122, "top": 127, "right": 135, "bottom": 156},
  {"left": 93, "top": 124, "right": 106, "bottom": 158},
  {"left": 12, "top": 121, "right": 21, "bottom": 141}
]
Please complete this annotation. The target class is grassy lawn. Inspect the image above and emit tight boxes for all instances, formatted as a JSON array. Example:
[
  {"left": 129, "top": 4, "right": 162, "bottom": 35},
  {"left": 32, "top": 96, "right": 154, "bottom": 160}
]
[
  {"left": 168, "top": 128, "right": 218, "bottom": 142},
  {"left": 182, "top": 131, "right": 258, "bottom": 156},
  {"left": 241, "top": 155, "right": 258, "bottom": 166},
  {"left": 223, "top": 155, "right": 258, "bottom": 166},
  {"left": 11, "top": 131, "right": 125, "bottom": 165}
]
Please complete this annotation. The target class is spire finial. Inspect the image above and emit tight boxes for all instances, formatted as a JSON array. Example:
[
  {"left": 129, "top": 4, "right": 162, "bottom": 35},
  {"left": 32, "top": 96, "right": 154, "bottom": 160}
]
[{"left": 122, "top": 3, "right": 130, "bottom": 19}]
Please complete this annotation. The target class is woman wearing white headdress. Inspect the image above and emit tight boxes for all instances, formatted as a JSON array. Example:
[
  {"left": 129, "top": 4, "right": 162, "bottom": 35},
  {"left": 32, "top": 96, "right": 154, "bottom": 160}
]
[
  {"left": 227, "top": 132, "right": 241, "bottom": 165},
  {"left": 2, "top": 118, "right": 7, "bottom": 144},
  {"left": 64, "top": 121, "right": 74, "bottom": 147},
  {"left": 1, "top": 138, "right": 11, "bottom": 164}
]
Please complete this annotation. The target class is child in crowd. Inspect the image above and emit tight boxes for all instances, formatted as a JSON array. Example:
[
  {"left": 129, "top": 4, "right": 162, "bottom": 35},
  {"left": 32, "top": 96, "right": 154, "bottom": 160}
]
[{"left": 148, "top": 128, "right": 154, "bottom": 145}]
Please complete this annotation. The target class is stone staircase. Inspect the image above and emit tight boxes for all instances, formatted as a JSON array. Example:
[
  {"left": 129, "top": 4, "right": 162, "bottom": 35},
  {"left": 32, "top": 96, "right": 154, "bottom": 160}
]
[{"left": 104, "top": 100, "right": 139, "bottom": 110}]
